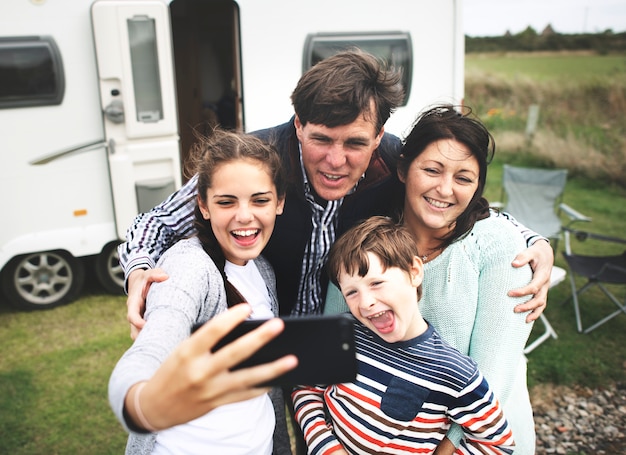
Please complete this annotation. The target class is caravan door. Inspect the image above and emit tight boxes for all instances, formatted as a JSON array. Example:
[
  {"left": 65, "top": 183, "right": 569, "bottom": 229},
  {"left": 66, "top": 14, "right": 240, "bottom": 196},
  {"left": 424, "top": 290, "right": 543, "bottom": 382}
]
[{"left": 91, "top": 0, "right": 181, "bottom": 239}]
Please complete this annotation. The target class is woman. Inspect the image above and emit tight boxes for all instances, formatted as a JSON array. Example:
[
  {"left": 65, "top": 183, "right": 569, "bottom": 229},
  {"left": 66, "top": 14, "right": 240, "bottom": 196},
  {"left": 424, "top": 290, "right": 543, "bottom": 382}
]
[
  {"left": 325, "top": 105, "right": 535, "bottom": 453},
  {"left": 109, "top": 129, "right": 296, "bottom": 454}
]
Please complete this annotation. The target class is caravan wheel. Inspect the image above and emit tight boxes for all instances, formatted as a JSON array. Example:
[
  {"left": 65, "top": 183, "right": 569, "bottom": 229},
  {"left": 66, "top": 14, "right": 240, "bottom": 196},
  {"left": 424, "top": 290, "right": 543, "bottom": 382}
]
[
  {"left": 1, "top": 251, "right": 85, "bottom": 310},
  {"left": 95, "top": 241, "right": 125, "bottom": 295}
]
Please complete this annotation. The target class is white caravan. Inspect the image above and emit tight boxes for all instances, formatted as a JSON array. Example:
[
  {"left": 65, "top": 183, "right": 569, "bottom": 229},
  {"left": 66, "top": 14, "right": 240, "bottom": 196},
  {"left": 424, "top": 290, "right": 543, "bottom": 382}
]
[{"left": 0, "top": 0, "right": 464, "bottom": 310}]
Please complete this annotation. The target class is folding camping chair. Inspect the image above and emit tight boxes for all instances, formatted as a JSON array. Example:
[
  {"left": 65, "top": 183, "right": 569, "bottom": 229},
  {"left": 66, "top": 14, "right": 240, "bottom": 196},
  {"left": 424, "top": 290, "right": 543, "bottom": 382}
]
[
  {"left": 495, "top": 165, "right": 591, "bottom": 352},
  {"left": 499, "top": 164, "right": 591, "bottom": 251},
  {"left": 562, "top": 228, "right": 626, "bottom": 334}
]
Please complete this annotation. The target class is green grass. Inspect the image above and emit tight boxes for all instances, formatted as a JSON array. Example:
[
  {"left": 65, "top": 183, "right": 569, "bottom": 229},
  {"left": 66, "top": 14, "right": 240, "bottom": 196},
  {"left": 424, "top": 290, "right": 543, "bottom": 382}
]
[
  {"left": 466, "top": 52, "right": 626, "bottom": 82},
  {"left": 0, "top": 292, "right": 130, "bottom": 454}
]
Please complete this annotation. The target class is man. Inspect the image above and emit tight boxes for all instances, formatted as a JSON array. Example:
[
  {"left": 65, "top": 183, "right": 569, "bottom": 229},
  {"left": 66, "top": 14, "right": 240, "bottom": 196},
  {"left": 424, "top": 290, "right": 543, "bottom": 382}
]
[{"left": 120, "top": 49, "right": 553, "bottom": 337}]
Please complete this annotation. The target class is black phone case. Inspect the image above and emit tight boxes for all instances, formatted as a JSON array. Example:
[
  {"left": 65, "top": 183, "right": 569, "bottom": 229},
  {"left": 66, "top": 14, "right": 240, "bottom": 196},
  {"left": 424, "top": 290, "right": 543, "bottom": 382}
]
[{"left": 193, "top": 314, "right": 357, "bottom": 387}]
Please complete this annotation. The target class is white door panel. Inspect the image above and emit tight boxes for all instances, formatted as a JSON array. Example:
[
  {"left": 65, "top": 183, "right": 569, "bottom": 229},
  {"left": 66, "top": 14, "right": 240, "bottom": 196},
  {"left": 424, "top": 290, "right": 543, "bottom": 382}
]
[{"left": 92, "top": 0, "right": 181, "bottom": 239}]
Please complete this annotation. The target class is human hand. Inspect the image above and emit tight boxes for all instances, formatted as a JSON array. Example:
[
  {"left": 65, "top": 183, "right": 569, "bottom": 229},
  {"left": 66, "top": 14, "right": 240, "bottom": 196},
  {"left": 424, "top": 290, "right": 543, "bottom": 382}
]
[
  {"left": 125, "top": 304, "right": 298, "bottom": 431},
  {"left": 126, "top": 268, "right": 169, "bottom": 340},
  {"left": 433, "top": 437, "right": 455, "bottom": 455},
  {"left": 509, "top": 240, "right": 554, "bottom": 322}
]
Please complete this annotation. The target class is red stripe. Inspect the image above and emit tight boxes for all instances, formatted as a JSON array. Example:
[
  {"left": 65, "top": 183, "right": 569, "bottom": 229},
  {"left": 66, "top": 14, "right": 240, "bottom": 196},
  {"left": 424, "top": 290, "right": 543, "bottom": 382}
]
[
  {"left": 463, "top": 400, "right": 499, "bottom": 427},
  {"left": 327, "top": 385, "right": 437, "bottom": 453}
]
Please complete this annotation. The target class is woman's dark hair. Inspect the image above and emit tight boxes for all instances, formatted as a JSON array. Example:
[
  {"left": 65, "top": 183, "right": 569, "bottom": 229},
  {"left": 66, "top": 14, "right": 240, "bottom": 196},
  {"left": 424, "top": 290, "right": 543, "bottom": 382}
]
[
  {"left": 397, "top": 104, "right": 495, "bottom": 250},
  {"left": 186, "top": 128, "right": 286, "bottom": 305}
]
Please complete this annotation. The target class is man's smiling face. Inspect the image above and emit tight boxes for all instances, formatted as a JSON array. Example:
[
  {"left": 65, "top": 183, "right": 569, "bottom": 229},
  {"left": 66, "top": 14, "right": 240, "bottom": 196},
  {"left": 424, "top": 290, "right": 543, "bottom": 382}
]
[{"left": 294, "top": 108, "right": 383, "bottom": 202}]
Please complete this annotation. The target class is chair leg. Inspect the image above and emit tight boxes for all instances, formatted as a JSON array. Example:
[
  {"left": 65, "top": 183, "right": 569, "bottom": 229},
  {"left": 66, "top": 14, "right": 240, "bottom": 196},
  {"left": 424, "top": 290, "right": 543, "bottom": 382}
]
[
  {"left": 582, "top": 283, "right": 626, "bottom": 334},
  {"left": 568, "top": 275, "right": 594, "bottom": 333},
  {"left": 523, "top": 313, "right": 558, "bottom": 354}
]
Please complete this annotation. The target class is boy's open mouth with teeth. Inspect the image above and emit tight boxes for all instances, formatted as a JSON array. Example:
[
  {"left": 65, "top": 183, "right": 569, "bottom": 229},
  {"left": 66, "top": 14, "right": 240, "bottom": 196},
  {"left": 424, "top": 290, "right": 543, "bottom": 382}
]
[{"left": 367, "top": 310, "right": 395, "bottom": 334}]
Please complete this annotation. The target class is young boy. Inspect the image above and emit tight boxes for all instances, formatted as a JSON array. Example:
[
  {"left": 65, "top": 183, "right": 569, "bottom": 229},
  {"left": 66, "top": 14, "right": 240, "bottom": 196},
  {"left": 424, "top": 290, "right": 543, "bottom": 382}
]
[{"left": 292, "top": 216, "right": 515, "bottom": 455}]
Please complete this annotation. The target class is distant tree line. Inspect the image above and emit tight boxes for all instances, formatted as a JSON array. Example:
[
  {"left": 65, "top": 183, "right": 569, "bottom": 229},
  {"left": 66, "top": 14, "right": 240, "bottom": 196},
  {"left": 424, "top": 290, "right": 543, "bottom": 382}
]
[{"left": 466, "top": 26, "right": 626, "bottom": 53}]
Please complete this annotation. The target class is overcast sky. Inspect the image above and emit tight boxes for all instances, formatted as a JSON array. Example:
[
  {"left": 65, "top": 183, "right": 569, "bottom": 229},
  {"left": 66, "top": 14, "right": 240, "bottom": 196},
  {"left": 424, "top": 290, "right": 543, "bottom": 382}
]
[{"left": 463, "top": 0, "right": 626, "bottom": 36}]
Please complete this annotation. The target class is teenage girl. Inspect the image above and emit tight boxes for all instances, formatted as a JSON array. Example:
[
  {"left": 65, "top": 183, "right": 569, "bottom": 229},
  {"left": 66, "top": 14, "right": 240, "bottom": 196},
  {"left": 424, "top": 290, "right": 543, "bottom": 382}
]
[{"left": 109, "top": 129, "right": 296, "bottom": 454}]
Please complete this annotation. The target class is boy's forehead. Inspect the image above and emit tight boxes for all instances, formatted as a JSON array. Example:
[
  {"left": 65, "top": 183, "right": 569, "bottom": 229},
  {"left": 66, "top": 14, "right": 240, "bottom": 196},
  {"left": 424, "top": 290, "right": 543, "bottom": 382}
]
[{"left": 340, "top": 252, "right": 379, "bottom": 276}]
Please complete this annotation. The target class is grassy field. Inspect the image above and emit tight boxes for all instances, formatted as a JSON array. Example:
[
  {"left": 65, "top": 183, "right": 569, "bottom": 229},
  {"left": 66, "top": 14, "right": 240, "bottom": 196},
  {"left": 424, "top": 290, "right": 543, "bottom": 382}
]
[
  {"left": 0, "top": 289, "right": 129, "bottom": 453},
  {"left": 466, "top": 51, "right": 626, "bottom": 187},
  {"left": 1, "top": 52, "right": 625, "bottom": 453},
  {"left": 466, "top": 52, "right": 626, "bottom": 82}
]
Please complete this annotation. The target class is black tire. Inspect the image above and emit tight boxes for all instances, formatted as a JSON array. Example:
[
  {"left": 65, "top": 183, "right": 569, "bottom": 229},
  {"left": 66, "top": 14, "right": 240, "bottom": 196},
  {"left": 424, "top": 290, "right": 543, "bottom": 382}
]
[
  {"left": 94, "top": 241, "right": 125, "bottom": 295},
  {"left": 1, "top": 250, "right": 85, "bottom": 310}
]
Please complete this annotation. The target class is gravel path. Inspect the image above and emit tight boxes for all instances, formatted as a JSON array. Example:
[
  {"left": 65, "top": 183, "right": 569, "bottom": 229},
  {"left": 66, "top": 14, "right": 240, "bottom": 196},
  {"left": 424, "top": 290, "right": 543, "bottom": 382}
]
[{"left": 531, "top": 382, "right": 626, "bottom": 454}]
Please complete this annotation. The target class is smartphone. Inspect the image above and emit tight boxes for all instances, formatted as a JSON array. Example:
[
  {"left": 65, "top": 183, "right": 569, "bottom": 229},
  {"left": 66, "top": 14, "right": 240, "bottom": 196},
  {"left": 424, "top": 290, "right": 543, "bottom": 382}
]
[{"left": 193, "top": 314, "right": 357, "bottom": 387}]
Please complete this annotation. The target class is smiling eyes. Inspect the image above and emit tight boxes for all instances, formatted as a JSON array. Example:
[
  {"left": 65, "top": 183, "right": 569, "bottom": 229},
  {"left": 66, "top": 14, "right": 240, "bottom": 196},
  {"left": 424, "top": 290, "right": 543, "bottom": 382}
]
[
  {"left": 422, "top": 167, "right": 476, "bottom": 185},
  {"left": 342, "top": 280, "right": 386, "bottom": 298},
  {"left": 215, "top": 196, "right": 273, "bottom": 207},
  {"left": 310, "top": 135, "right": 369, "bottom": 150}
]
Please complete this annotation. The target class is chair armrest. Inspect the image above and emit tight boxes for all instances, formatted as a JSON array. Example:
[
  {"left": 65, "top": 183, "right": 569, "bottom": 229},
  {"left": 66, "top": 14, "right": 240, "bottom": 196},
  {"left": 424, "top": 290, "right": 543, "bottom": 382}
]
[
  {"left": 562, "top": 227, "right": 626, "bottom": 245},
  {"left": 559, "top": 203, "right": 592, "bottom": 225}
]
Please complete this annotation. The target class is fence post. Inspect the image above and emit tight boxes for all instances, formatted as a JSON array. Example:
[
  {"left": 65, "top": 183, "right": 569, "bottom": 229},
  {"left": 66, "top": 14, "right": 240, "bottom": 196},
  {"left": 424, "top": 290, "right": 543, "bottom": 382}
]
[{"left": 525, "top": 104, "right": 540, "bottom": 145}]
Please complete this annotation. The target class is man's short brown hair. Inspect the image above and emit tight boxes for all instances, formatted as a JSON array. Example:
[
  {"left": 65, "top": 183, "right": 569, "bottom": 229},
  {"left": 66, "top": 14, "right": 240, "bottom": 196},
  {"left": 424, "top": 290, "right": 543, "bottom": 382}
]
[{"left": 291, "top": 49, "right": 404, "bottom": 134}]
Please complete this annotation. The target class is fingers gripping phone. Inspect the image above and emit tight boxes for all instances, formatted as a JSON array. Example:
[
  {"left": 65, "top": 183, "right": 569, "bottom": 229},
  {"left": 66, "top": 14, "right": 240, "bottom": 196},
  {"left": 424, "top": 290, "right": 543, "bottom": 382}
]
[{"left": 193, "top": 314, "right": 357, "bottom": 387}]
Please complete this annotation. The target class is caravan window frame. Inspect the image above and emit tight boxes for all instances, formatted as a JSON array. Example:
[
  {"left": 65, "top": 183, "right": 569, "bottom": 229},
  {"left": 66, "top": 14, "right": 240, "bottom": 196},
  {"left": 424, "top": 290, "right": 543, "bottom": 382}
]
[
  {"left": 302, "top": 31, "right": 412, "bottom": 106},
  {"left": 0, "top": 36, "right": 65, "bottom": 109}
]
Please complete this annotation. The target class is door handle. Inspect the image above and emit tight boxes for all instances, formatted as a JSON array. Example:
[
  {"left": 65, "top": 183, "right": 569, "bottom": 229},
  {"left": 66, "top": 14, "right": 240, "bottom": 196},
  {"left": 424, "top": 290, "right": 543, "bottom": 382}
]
[
  {"left": 104, "top": 100, "right": 125, "bottom": 124},
  {"left": 108, "top": 138, "right": 116, "bottom": 155}
]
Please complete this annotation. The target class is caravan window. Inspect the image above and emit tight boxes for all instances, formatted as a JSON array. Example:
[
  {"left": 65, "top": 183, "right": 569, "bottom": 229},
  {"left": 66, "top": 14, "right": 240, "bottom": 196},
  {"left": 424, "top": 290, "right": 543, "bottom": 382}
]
[
  {"left": 303, "top": 32, "right": 412, "bottom": 106},
  {"left": 127, "top": 16, "right": 163, "bottom": 123},
  {"left": 0, "top": 36, "right": 65, "bottom": 109}
]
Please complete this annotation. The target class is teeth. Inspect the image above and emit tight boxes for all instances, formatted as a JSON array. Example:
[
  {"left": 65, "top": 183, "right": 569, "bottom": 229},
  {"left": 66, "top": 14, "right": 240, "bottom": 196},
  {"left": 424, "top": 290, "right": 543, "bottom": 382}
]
[
  {"left": 323, "top": 173, "right": 341, "bottom": 181},
  {"left": 426, "top": 197, "right": 451, "bottom": 209},
  {"left": 367, "top": 311, "right": 387, "bottom": 319},
  {"left": 232, "top": 229, "right": 258, "bottom": 237}
]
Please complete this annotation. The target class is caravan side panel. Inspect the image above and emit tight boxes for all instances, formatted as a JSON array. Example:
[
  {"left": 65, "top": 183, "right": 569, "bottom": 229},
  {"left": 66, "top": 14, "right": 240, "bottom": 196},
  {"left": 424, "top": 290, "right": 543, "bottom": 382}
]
[
  {"left": 235, "top": 0, "right": 464, "bottom": 138},
  {"left": 0, "top": 0, "right": 116, "bottom": 270}
]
